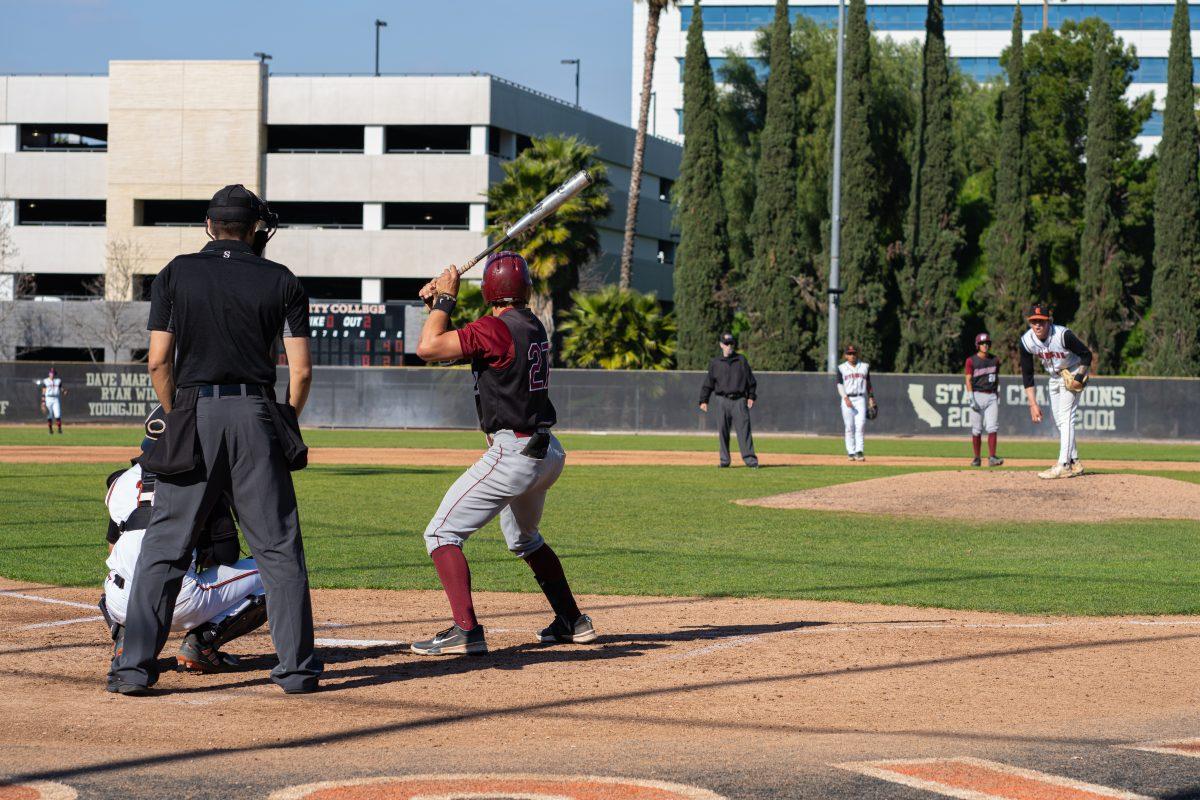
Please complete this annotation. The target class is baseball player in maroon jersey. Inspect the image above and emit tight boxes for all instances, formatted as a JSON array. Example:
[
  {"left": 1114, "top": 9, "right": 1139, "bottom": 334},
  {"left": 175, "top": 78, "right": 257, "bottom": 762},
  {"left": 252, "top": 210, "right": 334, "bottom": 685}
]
[
  {"left": 964, "top": 332, "right": 1004, "bottom": 467},
  {"left": 410, "top": 251, "right": 595, "bottom": 656}
]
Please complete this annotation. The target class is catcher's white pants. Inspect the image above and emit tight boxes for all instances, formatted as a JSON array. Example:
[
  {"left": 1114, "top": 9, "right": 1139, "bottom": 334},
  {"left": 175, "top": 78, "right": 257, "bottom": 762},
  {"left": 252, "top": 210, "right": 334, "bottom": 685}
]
[
  {"left": 106, "top": 556, "right": 264, "bottom": 632},
  {"left": 1047, "top": 377, "right": 1079, "bottom": 465},
  {"left": 423, "top": 429, "right": 565, "bottom": 558},
  {"left": 969, "top": 391, "right": 999, "bottom": 435},
  {"left": 841, "top": 395, "right": 867, "bottom": 454},
  {"left": 44, "top": 397, "right": 61, "bottom": 420}
]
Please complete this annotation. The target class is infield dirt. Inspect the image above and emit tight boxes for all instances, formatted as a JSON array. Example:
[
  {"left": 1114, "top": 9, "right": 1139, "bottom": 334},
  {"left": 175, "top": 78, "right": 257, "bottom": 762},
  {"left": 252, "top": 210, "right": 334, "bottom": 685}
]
[
  {"left": 3, "top": 577, "right": 1199, "bottom": 798},
  {"left": 738, "top": 471, "right": 1200, "bottom": 522}
]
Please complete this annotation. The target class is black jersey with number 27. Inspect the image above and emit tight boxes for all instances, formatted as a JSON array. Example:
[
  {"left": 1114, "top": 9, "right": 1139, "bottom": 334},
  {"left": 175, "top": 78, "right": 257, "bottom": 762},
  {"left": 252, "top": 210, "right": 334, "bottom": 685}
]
[{"left": 472, "top": 308, "right": 558, "bottom": 434}]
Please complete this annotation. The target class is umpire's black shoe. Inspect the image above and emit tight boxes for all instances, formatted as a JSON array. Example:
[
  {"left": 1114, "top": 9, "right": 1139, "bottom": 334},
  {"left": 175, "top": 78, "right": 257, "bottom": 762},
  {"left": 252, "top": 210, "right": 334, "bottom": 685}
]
[
  {"left": 106, "top": 680, "right": 151, "bottom": 696},
  {"left": 539, "top": 614, "right": 597, "bottom": 644},
  {"left": 411, "top": 624, "right": 488, "bottom": 656}
]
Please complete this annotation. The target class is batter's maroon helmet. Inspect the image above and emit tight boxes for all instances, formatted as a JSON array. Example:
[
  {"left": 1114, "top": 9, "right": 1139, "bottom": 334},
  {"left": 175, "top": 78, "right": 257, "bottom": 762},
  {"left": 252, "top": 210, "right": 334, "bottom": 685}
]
[{"left": 482, "top": 251, "right": 532, "bottom": 305}]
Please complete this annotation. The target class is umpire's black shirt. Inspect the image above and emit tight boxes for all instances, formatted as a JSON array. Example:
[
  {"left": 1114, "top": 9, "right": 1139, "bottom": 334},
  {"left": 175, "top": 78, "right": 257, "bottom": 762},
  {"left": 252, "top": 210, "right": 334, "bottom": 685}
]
[
  {"left": 147, "top": 240, "right": 309, "bottom": 388},
  {"left": 699, "top": 354, "right": 757, "bottom": 403}
]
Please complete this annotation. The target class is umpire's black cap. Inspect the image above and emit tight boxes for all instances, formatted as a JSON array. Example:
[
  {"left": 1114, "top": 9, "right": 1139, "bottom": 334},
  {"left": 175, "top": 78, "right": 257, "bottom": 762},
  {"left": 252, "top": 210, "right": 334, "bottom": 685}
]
[{"left": 207, "top": 184, "right": 267, "bottom": 223}]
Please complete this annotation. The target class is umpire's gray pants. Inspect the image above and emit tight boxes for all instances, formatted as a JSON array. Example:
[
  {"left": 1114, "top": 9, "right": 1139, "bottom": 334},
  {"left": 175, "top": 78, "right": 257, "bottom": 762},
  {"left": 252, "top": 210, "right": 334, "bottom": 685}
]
[
  {"left": 109, "top": 394, "right": 322, "bottom": 693},
  {"left": 715, "top": 395, "right": 758, "bottom": 467}
]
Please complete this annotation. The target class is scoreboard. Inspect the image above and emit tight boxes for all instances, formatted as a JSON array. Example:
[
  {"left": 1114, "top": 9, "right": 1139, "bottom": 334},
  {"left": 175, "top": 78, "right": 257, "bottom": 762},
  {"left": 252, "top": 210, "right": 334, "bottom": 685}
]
[{"left": 306, "top": 302, "right": 407, "bottom": 366}]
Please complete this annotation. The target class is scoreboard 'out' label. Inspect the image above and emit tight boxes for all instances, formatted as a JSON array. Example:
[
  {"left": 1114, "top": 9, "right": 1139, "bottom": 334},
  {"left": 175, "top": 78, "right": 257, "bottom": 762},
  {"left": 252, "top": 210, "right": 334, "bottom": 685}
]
[{"left": 307, "top": 302, "right": 406, "bottom": 366}]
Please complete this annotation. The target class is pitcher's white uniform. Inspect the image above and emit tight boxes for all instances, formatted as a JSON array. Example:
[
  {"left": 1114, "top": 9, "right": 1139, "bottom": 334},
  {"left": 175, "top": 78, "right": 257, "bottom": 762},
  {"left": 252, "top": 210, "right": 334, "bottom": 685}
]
[
  {"left": 837, "top": 360, "right": 871, "bottom": 457},
  {"left": 1019, "top": 324, "right": 1090, "bottom": 467},
  {"left": 103, "top": 465, "right": 264, "bottom": 631},
  {"left": 41, "top": 376, "right": 62, "bottom": 420}
]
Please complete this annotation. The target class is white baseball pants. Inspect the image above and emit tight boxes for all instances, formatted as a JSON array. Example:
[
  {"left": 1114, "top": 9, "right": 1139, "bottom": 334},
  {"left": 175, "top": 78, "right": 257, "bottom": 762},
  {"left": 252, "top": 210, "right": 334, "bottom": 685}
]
[
  {"left": 423, "top": 430, "right": 565, "bottom": 558},
  {"left": 969, "top": 392, "right": 999, "bottom": 435},
  {"left": 841, "top": 395, "right": 867, "bottom": 454},
  {"left": 1047, "top": 377, "right": 1079, "bottom": 465},
  {"left": 44, "top": 397, "right": 61, "bottom": 420},
  {"left": 106, "top": 558, "right": 264, "bottom": 632}
]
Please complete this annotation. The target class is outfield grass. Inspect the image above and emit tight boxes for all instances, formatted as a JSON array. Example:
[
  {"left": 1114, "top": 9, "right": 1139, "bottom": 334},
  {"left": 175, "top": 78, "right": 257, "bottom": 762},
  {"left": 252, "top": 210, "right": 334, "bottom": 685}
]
[
  {"left": 3, "top": 424, "right": 1199, "bottom": 462},
  {"left": 4, "top": 460, "right": 1199, "bottom": 616}
]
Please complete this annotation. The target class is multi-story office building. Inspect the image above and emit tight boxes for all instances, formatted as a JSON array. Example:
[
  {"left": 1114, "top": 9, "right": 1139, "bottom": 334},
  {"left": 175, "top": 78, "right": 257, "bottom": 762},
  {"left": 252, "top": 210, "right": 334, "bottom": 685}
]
[
  {"left": 636, "top": 0, "right": 1192, "bottom": 149},
  {"left": 0, "top": 61, "right": 681, "bottom": 363}
]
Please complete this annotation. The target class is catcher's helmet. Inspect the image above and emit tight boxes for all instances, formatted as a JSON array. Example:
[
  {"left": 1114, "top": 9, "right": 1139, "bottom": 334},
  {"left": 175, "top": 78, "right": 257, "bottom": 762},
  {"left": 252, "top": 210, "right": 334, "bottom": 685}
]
[
  {"left": 975, "top": 332, "right": 991, "bottom": 347},
  {"left": 481, "top": 251, "right": 532, "bottom": 305}
]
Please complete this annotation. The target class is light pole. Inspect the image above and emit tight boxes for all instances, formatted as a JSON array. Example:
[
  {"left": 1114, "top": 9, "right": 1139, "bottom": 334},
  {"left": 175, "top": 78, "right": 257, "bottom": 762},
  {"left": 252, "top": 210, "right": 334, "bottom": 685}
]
[
  {"left": 253, "top": 52, "right": 272, "bottom": 67},
  {"left": 374, "top": 19, "right": 388, "bottom": 77},
  {"left": 561, "top": 58, "right": 580, "bottom": 107},
  {"left": 827, "top": 0, "right": 847, "bottom": 373}
]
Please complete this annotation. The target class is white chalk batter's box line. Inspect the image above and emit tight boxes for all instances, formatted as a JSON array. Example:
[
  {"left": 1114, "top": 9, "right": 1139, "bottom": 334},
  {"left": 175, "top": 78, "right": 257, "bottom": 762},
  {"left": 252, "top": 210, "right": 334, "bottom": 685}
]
[
  {"left": 664, "top": 618, "right": 1200, "bottom": 661},
  {"left": 1120, "top": 738, "right": 1200, "bottom": 759},
  {"left": 838, "top": 756, "right": 1151, "bottom": 799}
]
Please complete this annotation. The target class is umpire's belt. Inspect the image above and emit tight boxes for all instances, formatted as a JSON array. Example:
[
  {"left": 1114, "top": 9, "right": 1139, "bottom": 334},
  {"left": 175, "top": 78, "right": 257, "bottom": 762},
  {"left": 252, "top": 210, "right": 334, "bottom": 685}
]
[
  {"left": 197, "top": 384, "right": 266, "bottom": 398},
  {"left": 715, "top": 392, "right": 744, "bottom": 399}
]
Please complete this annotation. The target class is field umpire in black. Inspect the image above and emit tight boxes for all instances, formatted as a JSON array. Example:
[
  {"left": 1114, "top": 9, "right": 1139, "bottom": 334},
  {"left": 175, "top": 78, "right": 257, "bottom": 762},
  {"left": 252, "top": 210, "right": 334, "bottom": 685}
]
[
  {"left": 699, "top": 332, "right": 759, "bottom": 468},
  {"left": 108, "top": 185, "right": 322, "bottom": 695}
]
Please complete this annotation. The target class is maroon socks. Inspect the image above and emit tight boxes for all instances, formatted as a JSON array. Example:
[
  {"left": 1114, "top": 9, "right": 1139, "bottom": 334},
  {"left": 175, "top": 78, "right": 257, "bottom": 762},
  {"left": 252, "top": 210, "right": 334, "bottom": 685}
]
[
  {"left": 987, "top": 432, "right": 998, "bottom": 458},
  {"left": 972, "top": 435, "right": 982, "bottom": 459},
  {"left": 431, "top": 545, "right": 478, "bottom": 630},
  {"left": 524, "top": 544, "right": 582, "bottom": 624}
]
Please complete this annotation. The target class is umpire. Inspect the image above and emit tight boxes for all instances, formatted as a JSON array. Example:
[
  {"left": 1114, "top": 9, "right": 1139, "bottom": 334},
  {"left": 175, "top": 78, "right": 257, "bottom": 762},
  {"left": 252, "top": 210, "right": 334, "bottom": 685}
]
[
  {"left": 699, "top": 332, "right": 759, "bottom": 468},
  {"left": 108, "top": 185, "right": 322, "bottom": 696}
]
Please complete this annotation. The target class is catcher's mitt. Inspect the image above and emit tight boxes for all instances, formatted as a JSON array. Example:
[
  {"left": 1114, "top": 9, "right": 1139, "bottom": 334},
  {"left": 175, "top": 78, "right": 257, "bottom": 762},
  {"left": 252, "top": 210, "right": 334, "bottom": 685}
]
[
  {"left": 1059, "top": 367, "right": 1090, "bottom": 393},
  {"left": 866, "top": 399, "right": 879, "bottom": 420}
]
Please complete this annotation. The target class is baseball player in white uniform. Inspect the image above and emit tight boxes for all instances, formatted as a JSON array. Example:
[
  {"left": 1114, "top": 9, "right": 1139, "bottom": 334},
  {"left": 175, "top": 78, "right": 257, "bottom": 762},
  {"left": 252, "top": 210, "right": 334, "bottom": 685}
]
[
  {"left": 1018, "top": 304, "right": 1094, "bottom": 479},
  {"left": 836, "top": 345, "right": 876, "bottom": 461},
  {"left": 39, "top": 367, "right": 65, "bottom": 434},
  {"left": 101, "top": 413, "right": 267, "bottom": 673}
]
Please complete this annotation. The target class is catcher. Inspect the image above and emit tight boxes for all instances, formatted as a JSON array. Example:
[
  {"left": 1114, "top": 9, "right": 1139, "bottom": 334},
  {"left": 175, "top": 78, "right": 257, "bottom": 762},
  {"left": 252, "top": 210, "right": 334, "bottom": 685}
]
[
  {"left": 100, "top": 409, "right": 267, "bottom": 674},
  {"left": 1018, "top": 304, "right": 1093, "bottom": 479}
]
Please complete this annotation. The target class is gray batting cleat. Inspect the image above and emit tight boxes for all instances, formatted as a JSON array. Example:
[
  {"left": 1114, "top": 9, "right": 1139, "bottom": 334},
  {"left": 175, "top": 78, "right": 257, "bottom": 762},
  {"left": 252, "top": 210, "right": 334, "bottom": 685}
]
[
  {"left": 411, "top": 624, "right": 488, "bottom": 656},
  {"left": 988, "top": 456, "right": 1005, "bottom": 467},
  {"left": 539, "top": 614, "right": 597, "bottom": 644},
  {"left": 970, "top": 457, "right": 982, "bottom": 467}
]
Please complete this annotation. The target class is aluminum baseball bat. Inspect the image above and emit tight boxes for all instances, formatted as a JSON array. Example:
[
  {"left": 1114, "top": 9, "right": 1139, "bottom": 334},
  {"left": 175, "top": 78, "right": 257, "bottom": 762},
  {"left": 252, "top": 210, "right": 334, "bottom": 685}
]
[{"left": 456, "top": 169, "right": 594, "bottom": 277}]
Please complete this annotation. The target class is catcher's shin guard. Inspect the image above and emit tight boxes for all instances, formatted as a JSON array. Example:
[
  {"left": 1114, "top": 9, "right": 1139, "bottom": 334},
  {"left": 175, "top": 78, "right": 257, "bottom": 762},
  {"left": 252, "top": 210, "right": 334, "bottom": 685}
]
[{"left": 177, "top": 595, "right": 267, "bottom": 673}]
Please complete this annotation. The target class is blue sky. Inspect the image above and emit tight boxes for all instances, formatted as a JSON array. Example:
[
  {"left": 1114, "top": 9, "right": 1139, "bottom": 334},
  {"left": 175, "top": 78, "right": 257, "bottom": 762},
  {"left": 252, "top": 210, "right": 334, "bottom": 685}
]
[{"left": 0, "top": 0, "right": 635, "bottom": 125}]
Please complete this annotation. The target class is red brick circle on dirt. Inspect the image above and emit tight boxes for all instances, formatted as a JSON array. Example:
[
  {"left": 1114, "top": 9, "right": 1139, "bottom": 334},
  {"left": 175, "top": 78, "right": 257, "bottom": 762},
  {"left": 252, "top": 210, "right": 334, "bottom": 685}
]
[
  {"left": 0, "top": 783, "right": 77, "bottom": 800},
  {"left": 268, "top": 774, "right": 726, "bottom": 800}
]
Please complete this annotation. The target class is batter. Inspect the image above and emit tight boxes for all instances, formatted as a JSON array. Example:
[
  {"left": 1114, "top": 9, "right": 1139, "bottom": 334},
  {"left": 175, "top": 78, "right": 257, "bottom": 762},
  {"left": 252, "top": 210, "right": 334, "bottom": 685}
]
[
  {"left": 410, "top": 251, "right": 595, "bottom": 656},
  {"left": 965, "top": 332, "right": 1004, "bottom": 467},
  {"left": 1019, "top": 304, "right": 1093, "bottom": 480}
]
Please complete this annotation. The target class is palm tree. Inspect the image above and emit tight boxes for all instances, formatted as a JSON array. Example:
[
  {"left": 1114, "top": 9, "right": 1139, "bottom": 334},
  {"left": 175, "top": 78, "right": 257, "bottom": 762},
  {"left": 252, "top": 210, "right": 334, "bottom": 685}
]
[
  {"left": 620, "top": 0, "right": 677, "bottom": 290},
  {"left": 558, "top": 286, "right": 677, "bottom": 369},
  {"left": 486, "top": 135, "right": 611, "bottom": 348}
]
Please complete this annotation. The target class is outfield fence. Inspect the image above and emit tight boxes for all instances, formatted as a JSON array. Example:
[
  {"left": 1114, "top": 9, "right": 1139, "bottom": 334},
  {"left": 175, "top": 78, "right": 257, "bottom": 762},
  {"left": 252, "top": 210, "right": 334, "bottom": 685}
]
[{"left": 0, "top": 361, "right": 1195, "bottom": 440}]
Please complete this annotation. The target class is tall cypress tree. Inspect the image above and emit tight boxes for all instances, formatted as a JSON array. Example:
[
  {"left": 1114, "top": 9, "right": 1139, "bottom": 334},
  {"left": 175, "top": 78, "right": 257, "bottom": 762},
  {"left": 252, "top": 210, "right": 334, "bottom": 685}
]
[
  {"left": 1076, "top": 35, "right": 1130, "bottom": 372},
  {"left": 673, "top": 1, "right": 732, "bottom": 369},
  {"left": 896, "top": 0, "right": 964, "bottom": 372},
  {"left": 983, "top": 8, "right": 1037, "bottom": 369},
  {"left": 1145, "top": 0, "right": 1200, "bottom": 374},
  {"left": 835, "top": 0, "right": 888, "bottom": 363},
  {"left": 743, "top": 0, "right": 813, "bottom": 370}
]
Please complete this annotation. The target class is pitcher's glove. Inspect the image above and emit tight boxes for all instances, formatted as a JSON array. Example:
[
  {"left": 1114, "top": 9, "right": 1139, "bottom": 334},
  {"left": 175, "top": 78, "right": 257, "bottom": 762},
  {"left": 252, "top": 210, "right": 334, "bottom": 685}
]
[
  {"left": 1059, "top": 366, "right": 1090, "bottom": 393},
  {"left": 866, "top": 398, "right": 879, "bottom": 420}
]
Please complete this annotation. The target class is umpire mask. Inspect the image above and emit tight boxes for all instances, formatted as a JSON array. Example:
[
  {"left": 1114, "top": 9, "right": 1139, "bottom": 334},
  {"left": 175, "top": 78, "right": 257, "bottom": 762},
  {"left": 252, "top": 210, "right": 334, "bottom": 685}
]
[{"left": 207, "top": 184, "right": 279, "bottom": 257}]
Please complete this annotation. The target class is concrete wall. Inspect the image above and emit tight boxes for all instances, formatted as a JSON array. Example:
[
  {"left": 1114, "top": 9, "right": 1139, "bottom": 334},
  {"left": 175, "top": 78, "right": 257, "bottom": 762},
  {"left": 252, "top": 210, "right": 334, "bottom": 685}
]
[
  {"left": 265, "top": 153, "right": 492, "bottom": 203},
  {"left": 1, "top": 362, "right": 1192, "bottom": 442},
  {"left": 1, "top": 151, "right": 106, "bottom": 199},
  {"left": 106, "top": 61, "right": 266, "bottom": 281},
  {"left": 0, "top": 75, "right": 108, "bottom": 123}
]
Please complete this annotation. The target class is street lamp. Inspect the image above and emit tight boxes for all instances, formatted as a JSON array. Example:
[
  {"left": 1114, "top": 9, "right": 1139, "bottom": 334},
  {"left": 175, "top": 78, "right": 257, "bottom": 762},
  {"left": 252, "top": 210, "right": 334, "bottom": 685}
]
[
  {"left": 561, "top": 58, "right": 580, "bottom": 107},
  {"left": 253, "top": 52, "right": 272, "bottom": 66},
  {"left": 827, "top": 0, "right": 847, "bottom": 373},
  {"left": 375, "top": 19, "right": 388, "bottom": 77}
]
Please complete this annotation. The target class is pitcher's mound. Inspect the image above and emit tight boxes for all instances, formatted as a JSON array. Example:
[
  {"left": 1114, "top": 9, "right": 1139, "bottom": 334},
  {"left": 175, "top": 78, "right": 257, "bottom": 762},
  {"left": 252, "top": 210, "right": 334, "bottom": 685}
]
[{"left": 738, "top": 471, "right": 1200, "bottom": 522}]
